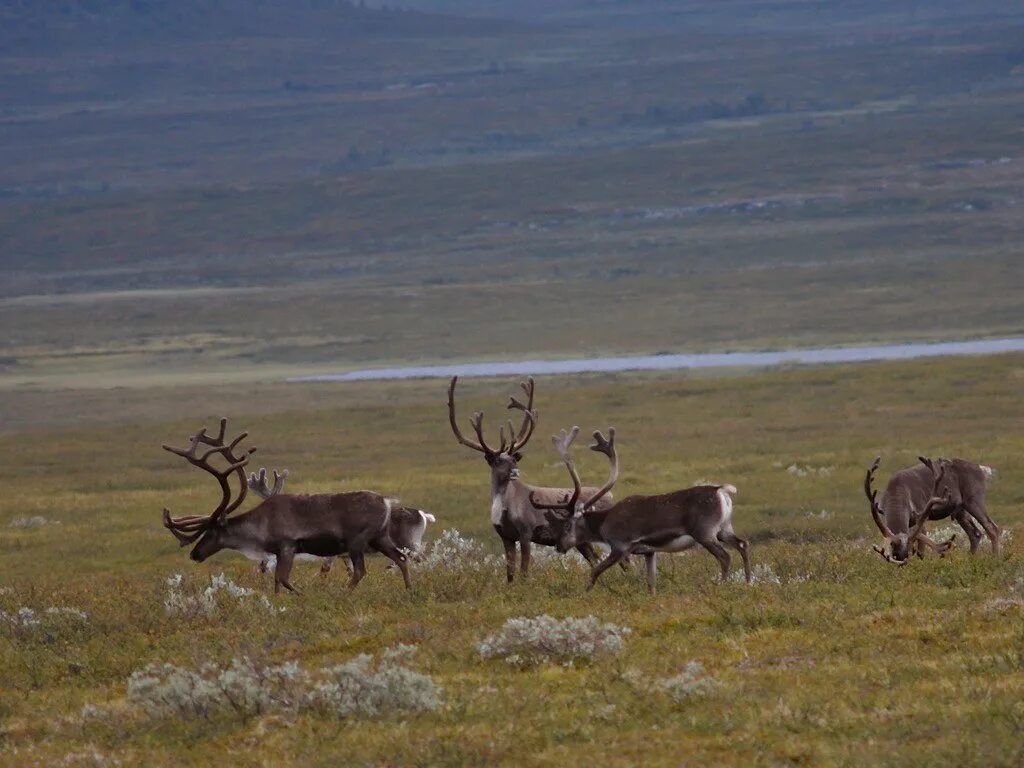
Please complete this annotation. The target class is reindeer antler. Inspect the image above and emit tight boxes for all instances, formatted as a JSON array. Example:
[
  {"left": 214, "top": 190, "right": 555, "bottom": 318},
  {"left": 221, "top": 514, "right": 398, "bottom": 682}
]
[
  {"left": 161, "top": 417, "right": 255, "bottom": 545},
  {"left": 864, "top": 456, "right": 894, "bottom": 539},
  {"left": 247, "top": 467, "right": 289, "bottom": 499},
  {"left": 506, "top": 377, "right": 537, "bottom": 453},
  {"left": 530, "top": 427, "right": 582, "bottom": 514},
  {"left": 582, "top": 428, "right": 618, "bottom": 511},
  {"left": 448, "top": 376, "right": 538, "bottom": 458}
]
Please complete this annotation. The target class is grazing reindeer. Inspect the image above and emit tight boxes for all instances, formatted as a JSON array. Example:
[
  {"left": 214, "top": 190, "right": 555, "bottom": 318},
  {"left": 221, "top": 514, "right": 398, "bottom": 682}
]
[
  {"left": 532, "top": 427, "right": 751, "bottom": 593},
  {"left": 161, "top": 418, "right": 411, "bottom": 593},
  {"left": 446, "top": 376, "right": 615, "bottom": 582},
  {"left": 245, "top": 467, "right": 436, "bottom": 575},
  {"left": 865, "top": 455, "right": 999, "bottom": 564}
]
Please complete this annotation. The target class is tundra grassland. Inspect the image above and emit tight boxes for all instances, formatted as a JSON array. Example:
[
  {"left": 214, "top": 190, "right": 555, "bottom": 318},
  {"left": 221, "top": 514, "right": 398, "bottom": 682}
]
[{"left": 2, "top": 353, "right": 1023, "bottom": 766}]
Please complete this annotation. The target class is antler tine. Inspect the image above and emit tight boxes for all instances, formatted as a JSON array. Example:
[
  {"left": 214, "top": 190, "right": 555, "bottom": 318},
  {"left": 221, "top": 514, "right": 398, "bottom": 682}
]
[
  {"left": 193, "top": 417, "right": 228, "bottom": 447},
  {"left": 447, "top": 377, "right": 492, "bottom": 455},
  {"left": 247, "top": 467, "right": 289, "bottom": 499},
  {"left": 864, "top": 455, "right": 894, "bottom": 539},
  {"left": 468, "top": 411, "right": 499, "bottom": 456},
  {"left": 582, "top": 427, "right": 618, "bottom": 510},
  {"left": 507, "top": 377, "right": 537, "bottom": 447},
  {"left": 506, "top": 397, "right": 537, "bottom": 454},
  {"left": 871, "top": 544, "right": 908, "bottom": 566},
  {"left": 162, "top": 509, "right": 208, "bottom": 547},
  {"left": 529, "top": 427, "right": 582, "bottom": 513}
]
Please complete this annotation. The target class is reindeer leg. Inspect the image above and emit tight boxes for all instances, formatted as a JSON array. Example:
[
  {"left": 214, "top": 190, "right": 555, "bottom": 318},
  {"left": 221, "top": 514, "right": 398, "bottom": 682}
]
[
  {"left": 953, "top": 507, "right": 983, "bottom": 554},
  {"left": 347, "top": 550, "right": 366, "bottom": 589},
  {"left": 718, "top": 529, "right": 751, "bottom": 584},
  {"left": 502, "top": 537, "right": 517, "bottom": 583},
  {"left": 643, "top": 552, "right": 657, "bottom": 595},
  {"left": 964, "top": 499, "right": 1002, "bottom": 555},
  {"left": 274, "top": 546, "right": 299, "bottom": 594},
  {"left": 374, "top": 537, "right": 412, "bottom": 589},
  {"left": 695, "top": 534, "right": 731, "bottom": 582},
  {"left": 518, "top": 531, "right": 532, "bottom": 578},
  {"left": 587, "top": 547, "right": 630, "bottom": 591},
  {"left": 577, "top": 541, "right": 599, "bottom": 566}
]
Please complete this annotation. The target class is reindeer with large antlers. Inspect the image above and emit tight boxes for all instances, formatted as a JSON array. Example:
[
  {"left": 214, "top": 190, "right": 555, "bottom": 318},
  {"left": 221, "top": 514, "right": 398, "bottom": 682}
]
[
  {"left": 447, "top": 376, "right": 615, "bottom": 582},
  {"left": 161, "top": 418, "right": 411, "bottom": 593},
  {"left": 865, "top": 455, "right": 999, "bottom": 565},
  {"left": 532, "top": 427, "right": 751, "bottom": 593},
  {"left": 244, "top": 467, "right": 436, "bottom": 576}
]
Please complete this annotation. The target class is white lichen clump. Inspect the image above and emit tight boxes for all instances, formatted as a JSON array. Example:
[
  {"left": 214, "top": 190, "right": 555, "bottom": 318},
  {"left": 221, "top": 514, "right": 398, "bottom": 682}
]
[
  {"left": 1, "top": 605, "right": 89, "bottom": 632},
  {"left": 526, "top": 545, "right": 591, "bottom": 570},
  {"left": 163, "top": 573, "right": 281, "bottom": 617},
  {"left": 786, "top": 464, "right": 834, "bottom": 478},
  {"left": 984, "top": 568, "right": 1024, "bottom": 613},
  {"left": 9, "top": 516, "right": 60, "bottom": 528},
  {"left": 478, "top": 615, "right": 630, "bottom": 667},
  {"left": 659, "top": 661, "right": 717, "bottom": 702},
  {"left": 727, "top": 563, "right": 806, "bottom": 585},
  {"left": 415, "top": 529, "right": 498, "bottom": 570},
  {"left": 125, "top": 646, "right": 440, "bottom": 720}
]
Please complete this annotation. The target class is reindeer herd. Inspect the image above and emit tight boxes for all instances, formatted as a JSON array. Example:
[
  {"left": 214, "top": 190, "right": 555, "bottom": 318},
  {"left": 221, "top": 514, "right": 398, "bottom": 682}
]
[{"left": 161, "top": 377, "right": 1004, "bottom": 594}]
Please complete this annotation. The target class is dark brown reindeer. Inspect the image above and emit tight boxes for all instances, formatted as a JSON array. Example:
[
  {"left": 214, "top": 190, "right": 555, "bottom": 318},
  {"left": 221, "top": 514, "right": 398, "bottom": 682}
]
[
  {"left": 865, "top": 455, "right": 1000, "bottom": 565},
  {"left": 532, "top": 426, "right": 751, "bottom": 593},
  {"left": 161, "top": 418, "right": 411, "bottom": 593},
  {"left": 447, "top": 376, "right": 616, "bottom": 582},
  {"left": 245, "top": 467, "right": 436, "bottom": 576}
]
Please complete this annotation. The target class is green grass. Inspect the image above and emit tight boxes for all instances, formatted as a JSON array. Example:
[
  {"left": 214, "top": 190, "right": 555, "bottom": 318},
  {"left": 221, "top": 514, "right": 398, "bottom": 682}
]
[{"left": 2, "top": 354, "right": 1023, "bottom": 766}]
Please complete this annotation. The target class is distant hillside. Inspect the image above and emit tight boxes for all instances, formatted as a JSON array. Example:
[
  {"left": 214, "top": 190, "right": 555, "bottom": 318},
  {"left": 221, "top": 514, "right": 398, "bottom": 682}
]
[{"left": 0, "top": 0, "right": 501, "bottom": 50}]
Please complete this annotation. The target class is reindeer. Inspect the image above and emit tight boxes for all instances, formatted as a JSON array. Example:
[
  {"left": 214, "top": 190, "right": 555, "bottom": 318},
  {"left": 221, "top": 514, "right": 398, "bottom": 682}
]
[
  {"left": 446, "top": 376, "right": 616, "bottom": 582},
  {"left": 161, "top": 418, "right": 411, "bottom": 593},
  {"left": 245, "top": 467, "right": 436, "bottom": 575},
  {"left": 532, "top": 426, "right": 751, "bottom": 593},
  {"left": 865, "top": 455, "right": 1000, "bottom": 564}
]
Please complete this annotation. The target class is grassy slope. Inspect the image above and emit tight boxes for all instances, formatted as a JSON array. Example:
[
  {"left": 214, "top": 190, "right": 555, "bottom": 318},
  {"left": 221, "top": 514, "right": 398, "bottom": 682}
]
[
  {"left": 1, "top": 353, "right": 1023, "bottom": 766},
  {"left": 2, "top": 2, "right": 1024, "bottom": 391}
]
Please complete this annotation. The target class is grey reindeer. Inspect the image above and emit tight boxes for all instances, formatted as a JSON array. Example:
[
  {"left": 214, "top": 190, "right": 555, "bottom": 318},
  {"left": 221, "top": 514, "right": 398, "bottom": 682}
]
[
  {"left": 532, "top": 426, "right": 751, "bottom": 593},
  {"left": 245, "top": 467, "right": 436, "bottom": 576},
  {"left": 865, "top": 455, "right": 1001, "bottom": 565},
  {"left": 161, "top": 418, "right": 410, "bottom": 593},
  {"left": 446, "top": 376, "right": 616, "bottom": 582}
]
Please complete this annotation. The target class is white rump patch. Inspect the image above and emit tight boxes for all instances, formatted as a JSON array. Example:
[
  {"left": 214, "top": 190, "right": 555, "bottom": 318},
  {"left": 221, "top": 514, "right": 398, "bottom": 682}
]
[
  {"left": 717, "top": 486, "right": 735, "bottom": 524},
  {"left": 490, "top": 494, "right": 505, "bottom": 525},
  {"left": 419, "top": 510, "right": 437, "bottom": 524},
  {"left": 980, "top": 465, "right": 995, "bottom": 479}
]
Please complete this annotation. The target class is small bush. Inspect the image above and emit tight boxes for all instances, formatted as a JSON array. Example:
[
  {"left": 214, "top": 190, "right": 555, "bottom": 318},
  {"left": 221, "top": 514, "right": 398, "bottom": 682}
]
[
  {"left": 415, "top": 529, "right": 498, "bottom": 570},
  {"left": 125, "top": 647, "right": 440, "bottom": 721},
  {"left": 659, "top": 661, "right": 717, "bottom": 702},
  {"left": 163, "top": 573, "right": 280, "bottom": 618},
  {"left": 478, "top": 615, "right": 630, "bottom": 667}
]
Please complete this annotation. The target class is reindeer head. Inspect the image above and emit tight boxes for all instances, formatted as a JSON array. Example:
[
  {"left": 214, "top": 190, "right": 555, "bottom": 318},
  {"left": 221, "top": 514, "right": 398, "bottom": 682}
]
[
  {"left": 533, "top": 426, "right": 619, "bottom": 553},
  {"left": 446, "top": 376, "right": 537, "bottom": 491},
  {"left": 161, "top": 418, "right": 255, "bottom": 563},
  {"left": 864, "top": 455, "right": 951, "bottom": 565}
]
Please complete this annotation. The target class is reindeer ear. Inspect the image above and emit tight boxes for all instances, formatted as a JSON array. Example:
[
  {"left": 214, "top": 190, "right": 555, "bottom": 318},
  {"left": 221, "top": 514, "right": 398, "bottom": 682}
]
[
  {"left": 544, "top": 510, "right": 559, "bottom": 525},
  {"left": 512, "top": 451, "right": 523, "bottom": 462}
]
